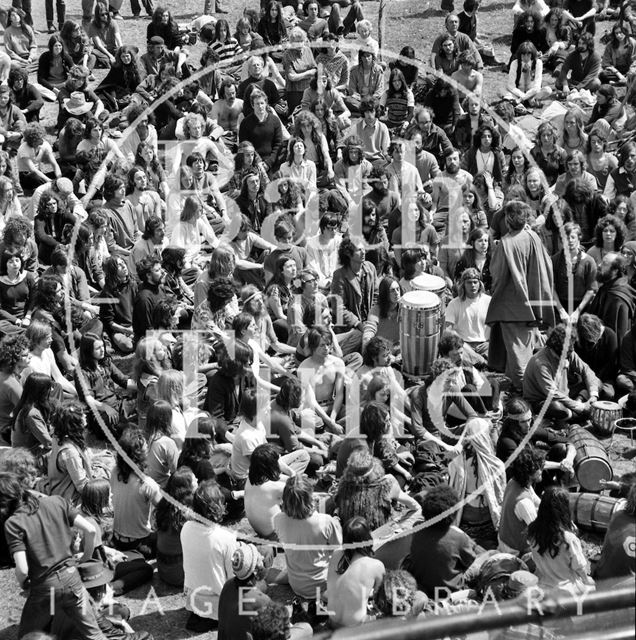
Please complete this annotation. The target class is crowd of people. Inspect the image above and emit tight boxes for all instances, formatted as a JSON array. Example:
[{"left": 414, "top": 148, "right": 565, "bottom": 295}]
[{"left": 0, "top": 0, "right": 635, "bottom": 639}]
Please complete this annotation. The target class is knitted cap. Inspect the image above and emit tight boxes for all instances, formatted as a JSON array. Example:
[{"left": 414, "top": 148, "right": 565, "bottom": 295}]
[{"left": 232, "top": 543, "right": 260, "bottom": 581}]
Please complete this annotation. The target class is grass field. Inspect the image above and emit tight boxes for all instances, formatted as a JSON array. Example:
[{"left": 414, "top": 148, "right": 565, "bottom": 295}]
[{"left": 0, "top": 2, "right": 627, "bottom": 639}]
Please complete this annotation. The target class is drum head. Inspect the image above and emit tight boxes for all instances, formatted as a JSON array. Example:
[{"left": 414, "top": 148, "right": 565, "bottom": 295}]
[
  {"left": 411, "top": 274, "right": 446, "bottom": 292},
  {"left": 400, "top": 290, "right": 440, "bottom": 310},
  {"left": 592, "top": 401, "right": 621, "bottom": 411}
]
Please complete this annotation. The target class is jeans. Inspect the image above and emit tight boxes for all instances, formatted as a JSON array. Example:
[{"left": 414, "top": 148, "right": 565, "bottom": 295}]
[
  {"left": 11, "top": 0, "right": 32, "bottom": 26},
  {"left": 131, "top": 0, "right": 154, "bottom": 15},
  {"left": 45, "top": 0, "right": 66, "bottom": 27},
  {"left": 20, "top": 565, "right": 105, "bottom": 640}
]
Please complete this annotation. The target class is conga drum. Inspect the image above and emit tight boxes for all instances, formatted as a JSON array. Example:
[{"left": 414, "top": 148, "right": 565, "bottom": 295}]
[
  {"left": 400, "top": 290, "right": 441, "bottom": 379},
  {"left": 590, "top": 401, "right": 622, "bottom": 436},
  {"left": 569, "top": 429, "right": 613, "bottom": 492},
  {"left": 411, "top": 273, "right": 447, "bottom": 332},
  {"left": 569, "top": 493, "right": 624, "bottom": 533}
]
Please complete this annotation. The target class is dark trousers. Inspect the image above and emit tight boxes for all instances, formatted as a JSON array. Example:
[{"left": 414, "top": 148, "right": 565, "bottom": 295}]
[
  {"left": 45, "top": 0, "right": 66, "bottom": 28},
  {"left": 11, "top": 1, "right": 32, "bottom": 26},
  {"left": 19, "top": 566, "right": 103, "bottom": 640},
  {"left": 130, "top": 0, "right": 154, "bottom": 16}
]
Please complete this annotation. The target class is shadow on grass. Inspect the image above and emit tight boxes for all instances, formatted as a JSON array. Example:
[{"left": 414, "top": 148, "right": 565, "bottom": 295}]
[
  {"left": 493, "top": 34, "right": 513, "bottom": 45},
  {"left": 479, "top": 1, "right": 515, "bottom": 11}
]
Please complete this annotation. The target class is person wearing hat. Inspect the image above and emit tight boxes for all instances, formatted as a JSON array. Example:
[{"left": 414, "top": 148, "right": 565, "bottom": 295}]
[
  {"left": 56, "top": 65, "right": 104, "bottom": 130},
  {"left": 217, "top": 543, "right": 271, "bottom": 640},
  {"left": 140, "top": 35, "right": 187, "bottom": 78}
]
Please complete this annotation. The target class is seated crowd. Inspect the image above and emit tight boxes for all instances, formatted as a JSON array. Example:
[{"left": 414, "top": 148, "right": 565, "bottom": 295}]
[{"left": 0, "top": 1, "right": 635, "bottom": 639}]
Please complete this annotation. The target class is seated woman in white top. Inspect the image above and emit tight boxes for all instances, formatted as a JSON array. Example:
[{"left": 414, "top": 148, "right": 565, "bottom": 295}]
[
  {"left": 279, "top": 137, "right": 317, "bottom": 189},
  {"left": 505, "top": 42, "right": 552, "bottom": 108},
  {"left": 22, "top": 319, "right": 77, "bottom": 398},
  {"left": 170, "top": 195, "right": 219, "bottom": 270}
]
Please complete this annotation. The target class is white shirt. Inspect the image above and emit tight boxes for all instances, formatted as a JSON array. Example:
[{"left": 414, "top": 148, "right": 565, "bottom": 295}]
[
  {"left": 230, "top": 419, "right": 267, "bottom": 480},
  {"left": 181, "top": 521, "right": 238, "bottom": 619},
  {"left": 445, "top": 293, "right": 492, "bottom": 343}
]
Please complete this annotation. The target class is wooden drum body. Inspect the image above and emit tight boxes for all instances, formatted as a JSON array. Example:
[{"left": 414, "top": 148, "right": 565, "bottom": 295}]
[
  {"left": 400, "top": 290, "right": 441, "bottom": 378},
  {"left": 590, "top": 401, "right": 622, "bottom": 436},
  {"left": 569, "top": 429, "right": 613, "bottom": 492},
  {"left": 569, "top": 493, "right": 623, "bottom": 533}
]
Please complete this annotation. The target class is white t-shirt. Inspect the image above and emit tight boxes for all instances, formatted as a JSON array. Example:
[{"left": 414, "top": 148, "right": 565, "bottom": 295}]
[
  {"left": 230, "top": 419, "right": 267, "bottom": 480},
  {"left": 181, "top": 521, "right": 238, "bottom": 619},
  {"left": 445, "top": 293, "right": 492, "bottom": 343}
]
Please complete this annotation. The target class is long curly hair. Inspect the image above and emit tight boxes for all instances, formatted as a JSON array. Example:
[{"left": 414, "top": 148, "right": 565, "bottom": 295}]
[
  {"left": 116, "top": 427, "right": 147, "bottom": 483},
  {"left": 51, "top": 401, "right": 87, "bottom": 450},
  {"left": 527, "top": 486, "right": 575, "bottom": 558},
  {"left": 155, "top": 466, "right": 196, "bottom": 533}
]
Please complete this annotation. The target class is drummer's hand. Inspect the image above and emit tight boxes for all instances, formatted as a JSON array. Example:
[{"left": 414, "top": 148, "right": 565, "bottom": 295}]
[
  {"left": 572, "top": 400, "right": 588, "bottom": 415},
  {"left": 558, "top": 307, "right": 570, "bottom": 323},
  {"left": 559, "top": 458, "right": 574, "bottom": 473}
]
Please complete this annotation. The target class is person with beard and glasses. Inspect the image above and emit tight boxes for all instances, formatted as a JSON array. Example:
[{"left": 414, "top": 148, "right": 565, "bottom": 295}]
[
  {"left": 523, "top": 323, "right": 600, "bottom": 422},
  {"left": 587, "top": 252, "right": 636, "bottom": 341},
  {"left": 331, "top": 237, "right": 378, "bottom": 352},
  {"left": 486, "top": 200, "right": 555, "bottom": 392},
  {"left": 556, "top": 32, "right": 602, "bottom": 94},
  {"left": 429, "top": 148, "right": 472, "bottom": 236},
  {"left": 132, "top": 256, "right": 167, "bottom": 343}
]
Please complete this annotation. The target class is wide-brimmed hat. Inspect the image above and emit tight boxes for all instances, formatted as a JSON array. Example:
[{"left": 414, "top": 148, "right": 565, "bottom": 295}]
[
  {"left": 77, "top": 559, "right": 114, "bottom": 588},
  {"left": 63, "top": 91, "right": 93, "bottom": 115},
  {"left": 503, "top": 571, "right": 539, "bottom": 599}
]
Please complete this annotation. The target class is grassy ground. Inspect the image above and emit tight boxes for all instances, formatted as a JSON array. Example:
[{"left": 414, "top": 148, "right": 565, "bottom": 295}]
[{"left": 0, "top": 2, "right": 627, "bottom": 639}]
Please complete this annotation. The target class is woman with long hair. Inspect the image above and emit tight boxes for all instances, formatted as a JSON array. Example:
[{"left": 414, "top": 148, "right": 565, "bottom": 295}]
[
  {"left": 504, "top": 147, "right": 529, "bottom": 195},
  {"left": 522, "top": 166, "right": 555, "bottom": 230},
  {"left": 265, "top": 255, "right": 297, "bottom": 340},
  {"left": 170, "top": 195, "right": 219, "bottom": 272},
  {"left": 505, "top": 41, "right": 552, "bottom": 108},
  {"left": 77, "top": 478, "right": 154, "bottom": 595},
  {"left": 11, "top": 372, "right": 54, "bottom": 459},
  {"left": 155, "top": 466, "right": 197, "bottom": 586},
  {"left": 88, "top": 1, "right": 123, "bottom": 68},
  {"left": 95, "top": 45, "right": 147, "bottom": 112},
  {"left": 510, "top": 11, "right": 547, "bottom": 59},
  {"left": 133, "top": 335, "right": 169, "bottom": 429},
  {"left": 111, "top": 427, "right": 162, "bottom": 558},
  {"left": 462, "top": 123, "right": 506, "bottom": 187},
  {"left": 585, "top": 127, "right": 618, "bottom": 193},
  {"left": 4, "top": 7, "right": 37, "bottom": 70},
  {"left": 59, "top": 20, "right": 95, "bottom": 70},
  {"left": 588, "top": 84, "right": 626, "bottom": 133},
  {"left": 560, "top": 108, "right": 587, "bottom": 154},
  {"left": 147, "top": 7, "right": 183, "bottom": 51},
  {"left": 361, "top": 199, "right": 390, "bottom": 276},
  {"left": 461, "top": 183, "right": 488, "bottom": 230},
  {"left": 135, "top": 140, "right": 168, "bottom": 198},
  {"left": 225, "top": 141, "right": 269, "bottom": 201},
  {"left": 448, "top": 417, "right": 506, "bottom": 549},
  {"left": 258, "top": 1, "right": 287, "bottom": 48},
  {"left": 47, "top": 401, "right": 91, "bottom": 505},
  {"left": 604, "top": 141, "right": 636, "bottom": 201},
  {"left": 155, "top": 368, "right": 189, "bottom": 449},
  {"left": 610, "top": 196, "right": 636, "bottom": 240},
  {"left": 210, "top": 18, "right": 242, "bottom": 67},
  {"left": 600, "top": 22, "right": 636, "bottom": 85},
  {"left": 75, "top": 331, "right": 128, "bottom": 438},
  {"left": 587, "top": 214, "right": 627, "bottom": 267},
  {"left": 124, "top": 166, "right": 163, "bottom": 234},
  {"left": 326, "top": 516, "right": 385, "bottom": 628},
  {"left": 235, "top": 169, "right": 271, "bottom": 235},
  {"left": 380, "top": 67, "right": 415, "bottom": 131},
  {"left": 23, "top": 319, "right": 77, "bottom": 398},
  {"left": 0, "top": 250, "right": 35, "bottom": 330},
  {"left": 99, "top": 255, "right": 137, "bottom": 353},
  {"left": 293, "top": 109, "right": 335, "bottom": 188},
  {"left": 453, "top": 227, "right": 492, "bottom": 293},
  {"left": 542, "top": 8, "right": 572, "bottom": 75},
  {"left": 530, "top": 121, "right": 566, "bottom": 187},
  {"left": 334, "top": 446, "right": 420, "bottom": 530},
  {"left": 145, "top": 399, "right": 180, "bottom": 488},
  {"left": 57, "top": 117, "right": 85, "bottom": 177},
  {"left": 36, "top": 34, "right": 73, "bottom": 95},
  {"left": 528, "top": 486, "right": 594, "bottom": 595},
  {"left": 0, "top": 176, "right": 21, "bottom": 230}
]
